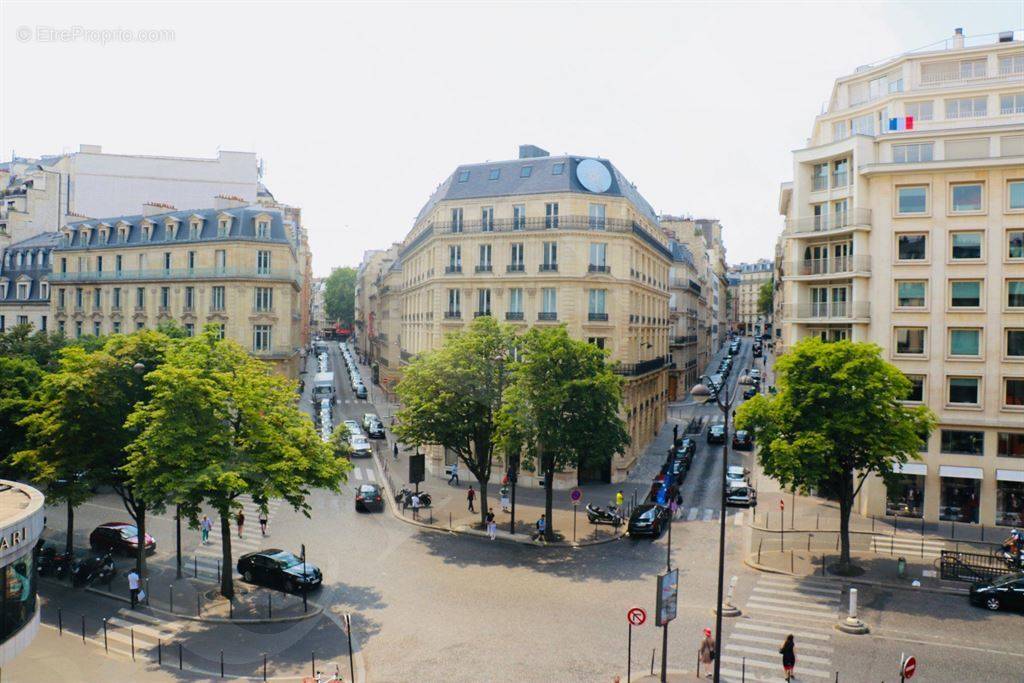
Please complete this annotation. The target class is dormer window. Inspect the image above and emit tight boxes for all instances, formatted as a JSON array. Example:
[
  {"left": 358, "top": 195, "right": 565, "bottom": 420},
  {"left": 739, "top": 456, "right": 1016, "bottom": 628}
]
[
  {"left": 218, "top": 218, "right": 230, "bottom": 237},
  {"left": 164, "top": 219, "right": 180, "bottom": 241},
  {"left": 99, "top": 228, "right": 109, "bottom": 244},
  {"left": 257, "top": 220, "right": 269, "bottom": 239},
  {"left": 40, "top": 281, "right": 49, "bottom": 300},
  {"left": 15, "top": 252, "right": 23, "bottom": 268},
  {"left": 3, "top": 253, "right": 10, "bottom": 268},
  {"left": 0, "top": 280, "right": 7, "bottom": 299},
  {"left": 17, "top": 281, "right": 29, "bottom": 300},
  {"left": 116, "top": 221, "right": 131, "bottom": 243},
  {"left": 189, "top": 219, "right": 202, "bottom": 240},
  {"left": 142, "top": 222, "right": 154, "bottom": 241}
]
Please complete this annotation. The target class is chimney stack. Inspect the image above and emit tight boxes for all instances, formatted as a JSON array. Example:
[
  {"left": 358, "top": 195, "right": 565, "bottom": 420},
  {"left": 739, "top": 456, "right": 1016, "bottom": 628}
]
[
  {"left": 214, "top": 194, "right": 248, "bottom": 210},
  {"left": 952, "top": 27, "right": 964, "bottom": 49},
  {"left": 143, "top": 201, "right": 176, "bottom": 217}
]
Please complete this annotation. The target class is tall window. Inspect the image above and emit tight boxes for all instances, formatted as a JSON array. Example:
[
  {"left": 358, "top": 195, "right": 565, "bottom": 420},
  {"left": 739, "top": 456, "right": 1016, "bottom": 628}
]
[
  {"left": 215, "top": 323, "right": 226, "bottom": 340},
  {"left": 448, "top": 245, "right": 462, "bottom": 272},
  {"left": 115, "top": 255, "right": 123, "bottom": 273},
  {"left": 477, "top": 289, "right": 491, "bottom": 315},
  {"left": 541, "top": 288, "right": 557, "bottom": 316},
  {"left": 215, "top": 249, "right": 226, "bottom": 272},
  {"left": 255, "top": 287, "right": 273, "bottom": 312},
  {"left": 478, "top": 244, "right": 492, "bottom": 271},
  {"left": 447, "top": 289, "right": 460, "bottom": 316},
  {"left": 163, "top": 252, "right": 172, "bottom": 271},
  {"left": 187, "top": 250, "right": 197, "bottom": 270},
  {"left": 451, "top": 208, "right": 463, "bottom": 233},
  {"left": 812, "top": 163, "right": 828, "bottom": 191},
  {"left": 257, "top": 220, "right": 269, "bottom": 239},
  {"left": 589, "top": 203, "right": 606, "bottom": 229},
  {"left": 93, "top": 288, "right": 101, "bottom": 308},
  {"left": 75, "top": 287, "right": 83, "bottom": 308},
  {"left": 112, "top": 287, "right": 121, "bottom": 309},
  {"left": 589, "top": 242, "right": 607, "bottom": 272},
  {"left": 481, "top": 207, "right": 494, "bottom": 232},
  {"left": 512, "top": 204, "right": 526, "bottom": 230},
  {"left": 212, "top": 286, "right": 225, "bottom": 311},
  {"left": 96, "top": 255, "right": 103, "bottom": 272},
  {"left": 588, "top": 289, "right": 607, "bottom": 319},
  {"left": 160, "top": 287, "right": 170, "bottom": 309},
  {"left": 218, "top": 218, "right": 229, "bottom": 237},
  {"left": 544, "top": 202, "right": 559, "bottom": 229},
  {"left": 542, "top": 241, "right": 557, "bottom": 270},
  {"left": 509, "top": 243, "right": 524, "bottom": 271},
  {"left": 184, "top": 286, "right": 195, "bottom": 311},
  {"left": 257, "top": 250, "right": 271, "bottom": 275},
  {"left": 190, "top": 222, "right": 201, "bottom": 240},
  {"left": 136, "top": 287, "right": 145, "bottom": 309},
  {"left": 508, "top": 288, "right": 523, "bottom": 315},
  {"left": 253, "top": 325, "right": 272, "bottom": 352}
]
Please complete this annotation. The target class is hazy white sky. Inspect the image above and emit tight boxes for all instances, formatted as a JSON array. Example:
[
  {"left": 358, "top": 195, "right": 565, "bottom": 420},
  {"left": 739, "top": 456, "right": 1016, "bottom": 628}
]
[{"left": 2, "top": 1, "right": 1021, "bottom": 275}]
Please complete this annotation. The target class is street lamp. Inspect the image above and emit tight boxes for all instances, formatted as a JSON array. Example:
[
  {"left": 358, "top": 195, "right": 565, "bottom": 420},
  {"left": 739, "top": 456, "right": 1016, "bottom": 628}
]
[{"left": 691, "top": 371, "right": 751, "bottom": 683}]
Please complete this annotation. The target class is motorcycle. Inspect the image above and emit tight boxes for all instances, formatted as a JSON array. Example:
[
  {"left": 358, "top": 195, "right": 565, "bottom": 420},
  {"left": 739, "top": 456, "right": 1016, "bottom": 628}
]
[
  {"left": 394, "top": 487, "right": 432, "bottom": 509},
  {"left": 586, "top": 503, "right": 623, "bottom": 527},
  {"left": 71, "top": 552, "right": 116, "bottom": 587},
  {"left": 995, "top": 543, "right": 1024, "bottom": 570},
  {"left": 37, "top": 543, "right": 73, "bottom": 579}
]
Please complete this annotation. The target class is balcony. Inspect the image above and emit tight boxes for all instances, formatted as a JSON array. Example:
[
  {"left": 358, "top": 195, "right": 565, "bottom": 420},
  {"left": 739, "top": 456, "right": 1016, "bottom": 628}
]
[
  {"left": 539, "top": 264, "right": 558, "bottom": 272},
  {"left": 832, "top": 172, "right": 848, "bottom": 188},
  {"left": 505, "top": 311, "right": 524, "bottom": 321},
  {"left": 786, "top": 208, "right": 871, "bottom": 235},
  {"left": 435, "top": 214, "right": 636, "bottom": 234},
  {"left": 783, "top": 255, "right": 871, "bottom": 278},
  {"left": 587, "top": 312, "right": 609, "bottom": 322},
  {"left": 783, "top": 301, "right": 870, "bottom": 321},
  {"left": 588, "top": 264, "right": 611, "bottom": 274},
  {"left": 444, "top": 265, "right": 462, "bottom": 274},
  {"left": 475, "top": 265, "right": 493, "bottom": 273},
  {"left": 537, "top": 312, "right": 558, "bottom": 321},
  {"left": 473, "top": 310, "right": 492, "bottom": 318},
  {"left": 671, "top": 335, "right": 698, "bottom": 346},
  {"left": 812, "top": 176, "right": 828, "bottom": 192},
  {"left": 614, "top": 355, "right": 668, "bottom": 377},
  {"left": 443, "top": 310, "right": 461, "bottom": 319},
  {"left": 48, "top": 266, "right": 301, "bottom": 286},
  {"left": 506, "top": 264, "right": 525, "bottom": 273}
]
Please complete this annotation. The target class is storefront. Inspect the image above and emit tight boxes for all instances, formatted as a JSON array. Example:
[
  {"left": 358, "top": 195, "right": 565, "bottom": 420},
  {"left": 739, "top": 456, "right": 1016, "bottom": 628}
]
[
  {"left": 886, "top": 462, "right": 927, "bottom": 518},
  {"left": 996, "top": 469, "right": 1024, "bottom": 528},
  {"left": 0, "top": 481, "right": 44, "bottom": 666},
  {"left": 938, "top": 466, "right": 982, "bottom": 524}
]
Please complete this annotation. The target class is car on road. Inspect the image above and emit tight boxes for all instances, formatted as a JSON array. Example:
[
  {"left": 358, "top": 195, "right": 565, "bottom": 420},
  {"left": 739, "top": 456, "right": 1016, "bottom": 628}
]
[
  {"left": 969, "top": 573, "right": 1024, "bottom": 612},
  {"left": 743, "top": 386, "right": 757, "bottom": 400},
  {"left": 362, "top": 413, "right": 380, "bottom": 429},
  {"left": 627, "top": 503, "right": 673, "bottom": 538},
  {"left": 726, "top": 465, "right": 749, "bottom": 485},
  {"left": 732, "top": 430, "right": 754, "bottom": 450},
  {"left": 350, "top": 434, "right": 372, "bottom": 457},
  {"left": 237, "top": 549, "right": 322, "bottom": 593},
  {"left": 367, "top": 419, "right": 386, "bottom": 439},
  {"left": 354, "top": 483, "right": 384, "bottom": 512},
  {"left": 342, "top": 420, "right": 362, "bottom": 437},
  {"left": 749, "top": 368, "right": 762, "bottom": 381},
  {"left": 725, "top": 480, "right": 757, "bottom": 507},
  {"left": 676, "top": 437, "right": 696, "bottom": 459},
  {"left": 89, "top": 522, "right": 156, "bottom": 556},
  {"left": 669, "top": 455, "right": 690, "bottom": 480},
  {"left": 354, "top": 383, "right": 368, "bottom": 399},
  {"left": 707, "top": 424, "right": 726, "bottom": 444}
]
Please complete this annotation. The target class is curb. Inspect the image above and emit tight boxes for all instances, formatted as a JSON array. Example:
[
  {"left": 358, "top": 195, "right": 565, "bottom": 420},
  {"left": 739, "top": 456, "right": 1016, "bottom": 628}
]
[
  {"left": 83, "top": 586, "right": 325, "bottom": 624},
  {"left": 743, "top": 555, "right": 970, "bottom": 596},
  {"left": 370, "top": 440, "right": 624, "bottom": 548}
]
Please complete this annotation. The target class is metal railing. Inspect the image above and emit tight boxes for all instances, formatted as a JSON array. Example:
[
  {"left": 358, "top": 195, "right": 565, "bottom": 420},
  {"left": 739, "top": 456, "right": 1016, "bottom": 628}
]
[
  {"left": 783, "top": 301, "right": 870, "bottom": 320},
  {"left": 537, "top": 312, "right": 558, "bottom": 321},
  {"left": 613, "top": 355, "right": 667, "bottom": 377},
  {"left": 444, "top": 265, "right": 462, "bottom": 274},
  {"left": 48, "top": 267, "right": 301, "bottom": 285},
  {"left": 505, "top": 311, "right": 524, "bottom": 321},
  {"left": 539, "top": 263, "right": 558, "bottom": 272},
  {"left": 587, "top": 312, "right": 609, "bottom": 322},
  {"left": 783, "top": 255, "right": 871, "bottom": 276},
  {"left": 474, "top": 265, "right": 492, "bottom": 273},
  {"left": 432, "top": 214, "right": 637, "bottom": 234},
  {"left": 587, "top": 264, "right": 610, "bottom": 273},
  {"left": 506, "top": 264, "right": 525, "bottom": 273},
  {"left": 671, "top": 335, "right": 698, "bottom": 346},
  {"left": 787, "top": 208, "right": 871, "bottom": 234},
  {"left": 812, "top": 176, "right": 828, "bottom": 192},
  {"left": 473, "top": 310, "right": 491, "bottom": 318},
  {"left": 443, "top": 311, "right": 461, "bottom": 319}
]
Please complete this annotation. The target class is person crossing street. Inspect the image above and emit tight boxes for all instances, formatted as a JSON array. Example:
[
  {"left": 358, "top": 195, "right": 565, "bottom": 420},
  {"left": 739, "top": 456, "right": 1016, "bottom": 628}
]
[{"left": 467, "top": 486, "right": 476, "bottom": 513}]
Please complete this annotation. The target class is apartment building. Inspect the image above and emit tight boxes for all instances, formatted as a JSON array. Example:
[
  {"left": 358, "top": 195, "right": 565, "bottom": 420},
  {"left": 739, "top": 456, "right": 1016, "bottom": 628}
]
[
  {"left": 728, "top": 259, "right": 774, "bottom": 334},
  {"left": 778, "top": 29, "right": 1024, "bottom": 526},
  {"left": 51, "top": 199, "right": 305, "bottom": 375},
  {"left": 0, "top": 232, "right": 58, "bottom": 334},
  {"left": 361, "top": 145, "right": 671, "bottom": 485},
  {"left": 666, "top": 239, "right": 705, "bottom": 398}
]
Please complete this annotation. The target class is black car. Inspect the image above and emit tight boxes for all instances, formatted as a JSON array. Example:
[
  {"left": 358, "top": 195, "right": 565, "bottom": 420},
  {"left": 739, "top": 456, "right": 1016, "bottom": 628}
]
[
  {"left": 732, "top": 430, "right": 754, "bottom": 450},
  {"left": 627, "top": 504, "right": 672, "bottom": 538},
  {"left": 708, "top": 424, "right": 726, "bottom": 444},
  {"left": 237, "top": 549, "right": 322, "bottom": 593},
  {"left": 969, "top": 573, "right": 1024, "bottom": 612},
  {"left": 743, "top": 386, "right": 757, "bottom": 400},
  {"left": 366, "top": 420, "right": 386, "bottom": 439},
  {"left": 355, "top": 483, "right": 384, "bottom": 512}
]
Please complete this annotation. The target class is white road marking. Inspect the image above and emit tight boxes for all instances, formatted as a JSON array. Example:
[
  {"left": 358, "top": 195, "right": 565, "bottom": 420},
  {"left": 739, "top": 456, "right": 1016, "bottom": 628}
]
[
  {"left": 734, "top": 510, "right": 745, "bottom": 526},
  {"left": 353, "top": 468, "right": 363, "bottom": 480},
  {"left": 745, "top": 601, "right": 837, "bottom": 619},
  {"left": 366, "top": 468, "right": 376, "bottom": 482},
  {"left": 725, "top": 644, "right": 832, "bottom": 666},
  {"left": 720, "top": 655, "right": 831, "bottom": 679},
  {"left": 702, "top": 508, "right": 715, "bottom": 521},
  {"left": 746, "top": 595, "right": 836, "bottom": 611},
  {"left": 729, "top": 632, "right": 832, "bottom": 653},
  {"left": 753, "top": 582, "right": 843, "bottom": 597},
  {"left": 687, "top": 508, "right": 700, "bottom": 521}
]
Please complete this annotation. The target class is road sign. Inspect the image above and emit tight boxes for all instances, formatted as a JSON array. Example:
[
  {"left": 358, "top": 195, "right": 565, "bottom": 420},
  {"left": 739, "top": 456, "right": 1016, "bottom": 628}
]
[
  {"left": 779, "top": 499, "right": 785, "bottom": 510},
  {"left": 902, "top": 656, "right": 916, "bottom": 679},
  {"left": 627, "top": 607, "right": 646, "bottom": 626},
  {"left": 655, "top": 569, "right": 679, "bottom": 626},
  {"left": 570, "top": 487, "right": 582, "bottom": 503}
]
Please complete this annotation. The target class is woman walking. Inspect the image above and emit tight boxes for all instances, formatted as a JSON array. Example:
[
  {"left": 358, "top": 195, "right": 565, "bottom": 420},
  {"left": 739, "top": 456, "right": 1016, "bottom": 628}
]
[
  {"left": 698, "top": 627, "right": 715, "bottom": 678},
  {"left": 236, "top": 510, "right": 245, "bottom": 539},
  {"left": 779, "top": 634, "right": 796, "bottom": 681}
]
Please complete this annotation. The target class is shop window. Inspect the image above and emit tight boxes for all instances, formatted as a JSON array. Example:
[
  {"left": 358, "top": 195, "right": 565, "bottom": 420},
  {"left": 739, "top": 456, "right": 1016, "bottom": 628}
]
[
  {"left": 939, "top": 477, "right": 980, "bottom": 523},
  {"left": 1, "top": 552, "right": 37, "bottom": 640},
  {"left": 996, "top": 481, "right": 1024, "bottom": 527},
  {"left": 886, "top": 474, "right": 925, "bottom": 518}
]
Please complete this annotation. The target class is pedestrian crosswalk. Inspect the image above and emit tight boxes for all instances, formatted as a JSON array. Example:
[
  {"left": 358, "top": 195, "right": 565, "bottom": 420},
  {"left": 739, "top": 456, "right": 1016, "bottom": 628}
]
[
  {"left": 719, "top": 574, "right": 841, "bottom": 682},
  {"left": 870, "top": 534, "right": 945, "bottom": 559},
  {"left": 103, "top": 606, "right": 186, "bottom": 652},
  {"left": 351, "top": 465, "right": 376, "bottom": 482},
  {"left": 192, "top": 495, "right": 282, "bottom": 578},
  {"left": 675, "top": 507, "right": 743, "bottom": 522}
]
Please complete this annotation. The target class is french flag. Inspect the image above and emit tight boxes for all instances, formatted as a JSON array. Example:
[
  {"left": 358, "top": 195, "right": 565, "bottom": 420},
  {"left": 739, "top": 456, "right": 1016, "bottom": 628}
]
[{"left": 888, "top": 116, "right": 914, "bottom": 132}]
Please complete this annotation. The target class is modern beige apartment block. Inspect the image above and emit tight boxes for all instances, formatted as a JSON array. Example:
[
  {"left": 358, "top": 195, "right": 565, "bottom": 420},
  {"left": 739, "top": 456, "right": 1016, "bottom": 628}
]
[
  {"left": 359, "top": 145, "right": 671, "bottom": 485},
  {"left": 51, "top": 197, "right": 305, "bottom": 375},
  {"left": 778, "top": 29, "right": 1024, "bottom": 526}
]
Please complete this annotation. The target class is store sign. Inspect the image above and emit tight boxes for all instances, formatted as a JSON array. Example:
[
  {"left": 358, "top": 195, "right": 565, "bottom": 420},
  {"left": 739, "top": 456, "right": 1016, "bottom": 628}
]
[{"left": 0, "top": 527, "right": 28, "bottom": 551}]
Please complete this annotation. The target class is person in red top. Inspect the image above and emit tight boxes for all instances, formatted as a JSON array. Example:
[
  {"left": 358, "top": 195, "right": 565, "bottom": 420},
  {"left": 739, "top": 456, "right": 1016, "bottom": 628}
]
[{"left": 467, "top": 486, "right": 476, "bottom": 513}]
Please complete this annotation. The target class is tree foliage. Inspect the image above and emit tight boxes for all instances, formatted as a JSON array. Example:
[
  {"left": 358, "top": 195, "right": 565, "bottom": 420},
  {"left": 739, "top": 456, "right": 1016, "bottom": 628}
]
[
  {"left": 757, "top": 280, "right": 774, "bottom": 318},
  {"left": 735, "top": 338, "right": 934, "bottom": 573},
  {"left": 324, "top": 266, "right": 357, "bottom": 325},
  {"left": 393, "top": 316, "right": 516, "bottom": 524},
  {"left": 0, "top": 324, "right": 68, "bottom": 370},
  {"left": 0, "top": 356, "right": 43, "bottom": 476}
]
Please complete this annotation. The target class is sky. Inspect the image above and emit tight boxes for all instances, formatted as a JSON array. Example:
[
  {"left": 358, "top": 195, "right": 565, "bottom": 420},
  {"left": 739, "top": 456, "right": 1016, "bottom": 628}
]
[{"left": 2, "top": 1, "right": 1021, "bottom": 276}]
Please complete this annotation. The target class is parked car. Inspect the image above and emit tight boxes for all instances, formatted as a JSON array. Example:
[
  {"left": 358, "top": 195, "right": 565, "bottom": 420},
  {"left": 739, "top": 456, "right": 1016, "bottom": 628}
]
[
  {"left": 732, "top": 430, "right": 754, "bottom": 450},
  {"left": 676, "top": 437, "right": 696, "bottom": 459},
  {"left": 354, "top": 383, "right": 368, "bottom": 399},
  {"left": 367, "top": 419, "right": 386, "bottom": 439},
  {"left": 743, "top": 386, "right": 757, "bottom": 399},
  {"left": 669, "top": 456, "right": 690, "bottom": 480},
  {"left": 354, "top": 484, "right": 384, "bottom": 512},
  {"left": 362, "top": 413, "right": 381, "bottom": 430},
  {"left": 707, "top": 424, "right": 726, "bottom": 444},
  {"left": 237, "top": 549, "right": 322, "bottom": 593},
  {"left": 969, "top": 573, "right": 1024, "bottom": 612},
  {"left": 627, "top": 504, "right": 673, "bottom": 538},
  {"left": 752, "top": 344, "right": 763, "bottom": 358},
  {"left": 350, "top": 434, "right": 372, "bottom": 457},
  {"left": 749, "top": 368, "right": 762, "bottom": 381},
  {"left": 342, "top": 420, "right": 363, "bottom": 437},
  {"left": 726, "top": 480, "right": 758, "bottom": 507},
  {"left": 89, "top": 522, "right": 156, "bottom": 556},
  {"left": 726, "top": 465, "right": 749, "bottom": 485}
]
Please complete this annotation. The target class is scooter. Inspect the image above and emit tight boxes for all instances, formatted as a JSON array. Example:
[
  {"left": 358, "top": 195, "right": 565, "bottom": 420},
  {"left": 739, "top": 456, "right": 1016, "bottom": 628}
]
[
  {"left": 37, "top": 543, "right": 73, "bottom": 579},
  {"left": 395, "top": 487, "right": 432, "bottom": 509},
  {"left": 586, "top": 503, "right": 623, "bottom": 526},
  {"left": 71, "top": 552, "right": 116, "bottom": 587}
]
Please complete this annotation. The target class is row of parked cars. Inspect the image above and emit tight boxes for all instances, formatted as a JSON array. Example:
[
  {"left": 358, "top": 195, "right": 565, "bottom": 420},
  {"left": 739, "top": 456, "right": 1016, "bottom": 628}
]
[
  {"left": 339, "top": 343, "right": 368, "bottom": 399},
  {"left": 627, "top": 438, "right": 698, "bottom": 538}
]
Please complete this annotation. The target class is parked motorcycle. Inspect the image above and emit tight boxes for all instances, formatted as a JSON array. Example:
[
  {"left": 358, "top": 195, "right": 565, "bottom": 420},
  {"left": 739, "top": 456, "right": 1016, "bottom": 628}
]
[
  {"left": 71, "top": 552, "right": 116, "bottom": 587},
  {"left": 37, "top": 543, "right": 73, "bottom": 579},
  {"left": 394, "top": 487, "right": 432, "bottom": 509},
  {"left": 586, "top": 503, "right": 623, "bottom": 526}
]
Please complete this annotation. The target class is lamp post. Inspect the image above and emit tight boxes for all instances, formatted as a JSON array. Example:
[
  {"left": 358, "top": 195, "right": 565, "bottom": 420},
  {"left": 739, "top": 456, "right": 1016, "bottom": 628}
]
[{"left": 691, "top": 371, "right": 751, "bottom": 683}]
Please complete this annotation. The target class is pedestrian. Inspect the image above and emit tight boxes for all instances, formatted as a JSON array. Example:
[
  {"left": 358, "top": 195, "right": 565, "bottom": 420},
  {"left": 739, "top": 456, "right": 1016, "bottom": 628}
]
[
  {"left": 533, "top": 514, "right": 546, "bottom": 542},
  {"left": 486, "top": 508, "right": 497, "bottom": 540},
  {"left": 500, "top": 485, "right": 510, "bottom": 512},
  {"left": 200, "top": 515, "right": 212, "bottom": 545},
  {"left": 236, "top": 510, "right": 245, "bottom": 539},
  {"left": 669, "top": 496, "right": 678, "bottom": 519},
  {"left": 467, "top": 486, "right": 476, "bottom": 513},
  {"left": 615, "top": 490, "right": 624, "bottom": 509},
  {"left": 127, "top": 568, "right": 140, "bottom": 609},
  {"left": 779, "top": 634, "right": 796, "bottom": 681},
  {"left": 698, "top": 627, "right": 716, "bottom": 678},
  {"left": 672, "top": 423, "right": 679, "bottom": 443},
  {"left": 448, "top": 460, "right": 460, "bottom": 486},
  {"left": 410, "top": 493, "right": 421, "bottom": 520},
  {"left": 258, "top": 509, "right": 269, "bottom": 536},
  {"left": 393, "top": 441, "right": 399, "bottom": 460}
]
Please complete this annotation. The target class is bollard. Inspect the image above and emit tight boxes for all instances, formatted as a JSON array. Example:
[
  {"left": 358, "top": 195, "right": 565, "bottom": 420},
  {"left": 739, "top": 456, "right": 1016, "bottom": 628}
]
[
  {"left": 229, "top": 598, "right": 233, "bottom": 620},
  {"left": 217, "top": 559, "right": 221, "bottom": 582},
  {"left": 169, "top": 586, "right": 174, "bottom": 614},
  {"left": 650, "top": 648, "right": 655, "bottom": 675},
  {"left": 58, "top": 608, "right": 63, "bottom": 635},
  {"left": 131, "top": 627, "right": 135, "bottom": 660},
  {"left": 757, "top": 538, "right": 763, "bottom": 564},
  {"left": 837, "top": 586, "right": 869, "bottom": 634},
  {"left": 197, "top": 593, "right": 201, "bottom": 617},
  {"left": 268, "top": 593, "right": 272, "bottom": 619},
  {"left": 449, "top": 512, "right": 452, "bottom": 530},
  {"left": 849, "top": 587, "right": 859, "bottom": 619},
  {"left": 82, "top": 615, "right": 86, "bottom": 644},
  {"left": 921, "top": 536, "right": 925, "bottom": 558},
  {"left": 263, "top": 653, "right": 268, "bottom": 681},
  {"left": 220, "top": 649, "right": 224, "bottom": 678},
  {"left": 742, "top": 656, "right": 746, "bottom": 681},
  {"left": 821, "top": 554, "right": 826, "bottom": 576},
  {"left": 952, "top": 520, "right": 956, "bottom": 539},
  {"left": 146, "top": 578, "right": 151, "bottom": 606},
  {"left": 179, "top": 642, "right": 183, "bottom": 670},
  {"left": 891, "top": 536, "right": 894, "bottom": 556},
  {"left": 981, "top": 524, "right": 985, "bottom": 542},
  {"left": 312, "top": 653, "right": 316, "bottom": 677},
  {"left": 808, "top": 533, "right": 813, "bottom": 551},
  {"left": 158, "top": 638, "right": 162, "bottom": 665},
  {"left": 871, "top": 515, "right": 875, "bottom": 532},
  {"left": 791, "top": 550, "right": 794, "bottom": 573},
  {"left": 194, "top": 555, "right": 198, "bottom": 578},
  {"left": 921, "top": 516, "right": 925, "bottom": 536},
  {"left": 103, "top": 618, "right": 108, "bottom": 653}
]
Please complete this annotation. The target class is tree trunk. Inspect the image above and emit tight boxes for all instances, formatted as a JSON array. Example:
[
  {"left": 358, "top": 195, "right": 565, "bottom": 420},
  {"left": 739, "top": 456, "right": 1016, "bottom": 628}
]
[
  {"left": 838, "top": 471, "right": 853, "bottom": 574},
  {"left": 478, "top": 475, "right": 489, "bottom": 527},
  {"left": 542, "top": 446, "right": 554, "bottom": 542},
  {"left": 136, "top": 505, "right": 147, "bottom": 578},
  {"left": 220, "top": 512, "right": 233, "bottom": 599},
  {"left": 66, "top": 502, "right": 74, "bottom": 557}
]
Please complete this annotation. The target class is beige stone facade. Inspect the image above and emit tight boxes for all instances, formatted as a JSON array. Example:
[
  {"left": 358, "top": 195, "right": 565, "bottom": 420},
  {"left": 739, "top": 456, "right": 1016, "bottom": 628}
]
[
  {"left": 778, "top": 31, "right": 1024, "bottom": 526},
  {"left": 728, "top": 259, "right": 773, "bottom": 334}
]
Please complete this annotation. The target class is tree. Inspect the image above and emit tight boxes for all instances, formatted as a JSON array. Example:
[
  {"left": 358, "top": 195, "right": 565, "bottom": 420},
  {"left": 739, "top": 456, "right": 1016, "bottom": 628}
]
[
  {"left": 125, "top": 327, "right": 348, "bottom": 598},
  {"left": 323, "top": 266, "right": 357, "bottom": 325},
  {"left": 0, "top": 356, "right": 43, "bottom": 473},
  {"left": 393, "top": 316, "right": 516, "bottom": 526},
  {"left": 0, "top": 324, "right": 67, "bottom": 369},
  {"left": 757, "top": 280, "right": 774, "bottom": 319},
  {"left": 735, "top": 338, "right": 934, "bottom": 574},
  {"left": 498, "top": 326, "right": 630, "bottom": 541}
]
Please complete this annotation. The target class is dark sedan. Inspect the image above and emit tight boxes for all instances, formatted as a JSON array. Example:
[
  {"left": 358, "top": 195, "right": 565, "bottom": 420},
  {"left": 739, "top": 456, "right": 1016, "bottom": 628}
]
[
  {"left": 627, "top": 504, "right": 672, "bottom": 538},
  {"left": 708, "top": 424, "right": 726, "bottom": 444},
  {"left": 89, "top": 523, "right": 156, "bottom": 556},
  {"left": 676, "top": 437, "right": 696, "bottom": 458},
  {"left": 969, "top": 573, "right": 1024, "bottom": 612},
  {"left": 366, "top": 420, "right": 386, "bottom": 439},
  {"left": 732, "top": 430, "right": 754, "bottom": 450},
  {"left": 237, "top": 549, "right": 322, "bottom": 593},
  {"left": 355, "top": 484, "right": 384, "bottom": 512}
]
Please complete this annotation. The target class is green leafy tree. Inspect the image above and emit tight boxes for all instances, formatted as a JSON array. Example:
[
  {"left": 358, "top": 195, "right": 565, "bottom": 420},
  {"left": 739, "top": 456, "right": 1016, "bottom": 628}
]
[
  {"left": 498, "top": 326, "right": 630, "bottom": 541},
  {"left": 323, "top": 266, "right": 357, "bottom": 325},
  {"left": 331, "top": 425, "right": 353, "bottom": 459},
  {"left": 0, "top": 356, "right": 43, "bottom": 474},
  {"left": 125, "top": 327, "right": 349, "bottom": 598},
  {"left": 757, "top": 280, "right": 774, "bottom": 318},
  {"left": 394, "top": 316, "right": 516, "bottom": 525},
  {"left": 735, "top": 338, "right": 935, "bottom": 574},
  {"left": 0, "top": 324, "right": 67, "bottom": 369}
]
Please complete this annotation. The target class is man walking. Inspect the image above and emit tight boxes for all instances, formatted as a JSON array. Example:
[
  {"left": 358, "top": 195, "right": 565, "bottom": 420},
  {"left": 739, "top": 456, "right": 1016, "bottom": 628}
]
[
  {"left": 448, "top": 461, "right": 460, "bottom": 486},
  {"left": 486, "top": 508, "right": 497, "bottom": 540},
  {"left": 258, "top": 510, "right": 269, "bottom": 536},
  {"left": 392, "top": 441, "right": 399, "bottom": 461},
  {"left": 410, "top": 493, "right": 421, "bottom": 520},
  {"left": 236, "top": 510, "right": 245, "bottom": 539},
  {"left": 467, "top": 486, "right": 476, "bottom": 513},
  {"left": 200, "top": 515, "right": 212, "bottom": 545},
  {"left": 127, "top": 568, "right": 140, "bottom": 609},
  {"left": 533, "top": 514, "right": 546, "bottom": 542},
  {"left": 672, "top": 423, "right": 679, "bottom": 444}
]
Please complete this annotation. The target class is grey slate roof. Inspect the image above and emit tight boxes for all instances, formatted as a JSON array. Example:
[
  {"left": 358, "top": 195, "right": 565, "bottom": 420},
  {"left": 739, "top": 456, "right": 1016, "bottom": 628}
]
[
  {"left": 670, "top": 241, "right": 696, "bottom": 267},
  {"left": 0, "top": 232, "right": 60, "bottom": 304},
  {"left": 58, "top": 206, "right": 291, "bottom": 250},
  {"left": 414, "top": 154, "right": 659, "bottom": 226}
]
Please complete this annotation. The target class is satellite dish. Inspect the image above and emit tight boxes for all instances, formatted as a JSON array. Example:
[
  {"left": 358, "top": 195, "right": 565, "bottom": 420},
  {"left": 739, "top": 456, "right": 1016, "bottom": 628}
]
[{"left": 576, "top": 159, "right": 612, "bottom": 193}]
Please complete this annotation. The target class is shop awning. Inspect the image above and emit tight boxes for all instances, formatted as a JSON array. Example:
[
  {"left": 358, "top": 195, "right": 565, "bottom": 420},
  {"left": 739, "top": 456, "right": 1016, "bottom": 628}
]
[
  {"left": 996, "top": 469, "right": 1024, "bottom": 483},
  {"left": 939, "top": 465, "right": 983, "bottom": 480},
  {"left": 892, "top": 462, "right": 927, "bottom": 475}
]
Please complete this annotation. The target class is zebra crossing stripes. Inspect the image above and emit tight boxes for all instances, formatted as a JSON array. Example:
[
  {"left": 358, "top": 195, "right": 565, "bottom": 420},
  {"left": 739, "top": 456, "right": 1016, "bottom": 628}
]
[
  {"left": 351, "top": 466, "right": 376, "bottom": 482},
  {"left": 104, "top": 607, "right": 185, "bottom": 649},
  {"left": 870, "top": 534, "right": 945, "bottom": 558}
]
